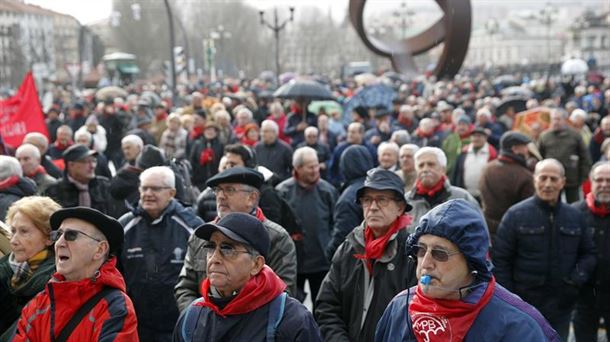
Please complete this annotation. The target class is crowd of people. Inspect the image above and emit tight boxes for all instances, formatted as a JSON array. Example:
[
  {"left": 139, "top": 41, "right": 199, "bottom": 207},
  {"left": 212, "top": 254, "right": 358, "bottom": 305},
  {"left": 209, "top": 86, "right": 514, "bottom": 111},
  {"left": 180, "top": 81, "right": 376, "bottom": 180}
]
[{"left": 0, "top": 69, "right": 609, "bottom": 341}]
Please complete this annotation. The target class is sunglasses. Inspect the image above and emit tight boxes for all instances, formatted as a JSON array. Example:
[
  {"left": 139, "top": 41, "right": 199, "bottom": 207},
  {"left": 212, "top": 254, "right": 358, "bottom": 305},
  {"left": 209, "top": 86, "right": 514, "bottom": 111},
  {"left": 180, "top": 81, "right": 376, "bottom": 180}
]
[
  {"left": 412, "top": 244, "right": 460, "bottom": 262},
  {"left": 202, "top": 242, "right": 251, "bottom": 259},
  {"left": 50, "top": 229, "right": 102, "bottom": 243}
]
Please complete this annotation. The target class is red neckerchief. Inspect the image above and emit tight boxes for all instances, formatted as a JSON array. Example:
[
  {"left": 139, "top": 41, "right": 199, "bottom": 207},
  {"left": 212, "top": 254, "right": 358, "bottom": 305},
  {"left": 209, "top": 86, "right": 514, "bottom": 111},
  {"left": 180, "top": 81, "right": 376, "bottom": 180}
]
[
  {"left": 241, "top": 136, "right": 258, "bottom": 147},
  {"left": 53, "top": 140, "right": 73, "bottom": 151},
  {"left": 415, "top": 128, "right": 434, "bottom": 139},
  {"left": 0, "top": 175, "right": 20, "bottom": 190},
  {"left": 190, "top": 126, "right": 204, "bottom": 140},
  {"left": 254, "top": 207, "right": 267, "bottom": 221},
  {"left": 409, "top": 277, "right": 496, "bottom": 342},
  {"left": 197, "top": 265, "right": 287, "bottom": 317},
  {"left": 355, "top": 214, "right": 412, "bottom": 273},
  {"left": 586, "top": 192, "right": 610, "bottom": 217},
  {"left": 293, "top": 169, "right": 320, "bottom": 191},
  {"left": 26, "top": 165, "right": 46, "bottom": 178},
  {"left": 416, "top": 175, "right": 447, "bottom": 198}
]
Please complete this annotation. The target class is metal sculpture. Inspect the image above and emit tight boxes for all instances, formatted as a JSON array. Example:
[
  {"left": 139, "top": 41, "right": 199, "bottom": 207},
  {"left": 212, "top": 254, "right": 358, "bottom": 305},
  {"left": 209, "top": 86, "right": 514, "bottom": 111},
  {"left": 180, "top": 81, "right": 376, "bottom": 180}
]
[{"left": 348, "top": 0, "right": 471, "bottom": 79}]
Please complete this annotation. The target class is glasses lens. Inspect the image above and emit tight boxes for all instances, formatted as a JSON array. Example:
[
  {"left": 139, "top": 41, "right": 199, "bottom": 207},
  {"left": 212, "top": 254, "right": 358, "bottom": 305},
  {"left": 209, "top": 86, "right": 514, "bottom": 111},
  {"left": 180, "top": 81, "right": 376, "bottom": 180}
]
[
  {"left": 50, "top": 231, "right": 59, "bottom": 242},
  {"left": 65, "top": 230, "right": 79, "bottom": 241},
  {"left": 431, "top": 249, "right": 450, "bottom": 262},
  {"left": 220, "top": 245, "right": 236, "bottom": 258}
]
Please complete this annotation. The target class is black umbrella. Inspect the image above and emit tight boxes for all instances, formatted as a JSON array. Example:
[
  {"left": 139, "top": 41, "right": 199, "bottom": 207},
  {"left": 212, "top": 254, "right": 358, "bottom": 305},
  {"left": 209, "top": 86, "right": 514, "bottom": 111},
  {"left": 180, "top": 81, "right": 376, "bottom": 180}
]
[
  {"left": 273, "top": 79, "right": 334, "bottom": 101},
  {"left": 497, "top": 97, "right": 527, "bottom": 116}
]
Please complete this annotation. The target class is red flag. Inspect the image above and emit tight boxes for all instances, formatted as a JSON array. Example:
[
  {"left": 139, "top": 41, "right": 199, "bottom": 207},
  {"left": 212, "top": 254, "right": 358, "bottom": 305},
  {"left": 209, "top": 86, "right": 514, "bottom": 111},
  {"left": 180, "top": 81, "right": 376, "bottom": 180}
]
[{"left": 0, "top": 72, "right": 48, "bottom": 148}]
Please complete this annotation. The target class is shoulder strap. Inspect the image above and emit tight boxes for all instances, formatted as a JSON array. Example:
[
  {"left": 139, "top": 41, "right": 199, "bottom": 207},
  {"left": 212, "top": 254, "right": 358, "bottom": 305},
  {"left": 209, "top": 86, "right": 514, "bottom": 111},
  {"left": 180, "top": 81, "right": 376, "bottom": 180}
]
[
  {"left": 180, "top": 297, "right": 205, "bottom": 342},
  {"left": 266, "top": 292, "right": 287, "bottom": 342},
  {"left": 55, "top": 287, "right": 117, "bottom": 342}
]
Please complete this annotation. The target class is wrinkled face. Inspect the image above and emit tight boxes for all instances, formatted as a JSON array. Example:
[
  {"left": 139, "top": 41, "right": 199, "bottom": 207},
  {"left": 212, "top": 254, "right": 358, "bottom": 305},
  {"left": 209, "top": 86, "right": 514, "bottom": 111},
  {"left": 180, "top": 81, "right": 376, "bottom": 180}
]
[
  {"left": 471, "top": 133, "right": 487, "bottom": 149},
  {"left": 534, "top": 162, "right": 565, "bottom": 205},
  {"left": 55, "top": 218, "right": 107, "bottom": 281},
  {"left": 399, "top": 149, "right": 415, "bottom": 173},
  {"left": 206, "top": 231, "right": 260, "bottom": 297},
  {"left": 305, "top": 131, "right": 318, "bottom": 145},
  {"left": 360, "top": 189, "right": 405, "bottom": 235},
  {"left": 214, "top": 182, "right": 258, "bottom": 218},
  {"left": 16, "top": 150, "right": 40, "bottom": 175},
  {"left": 9, "top": 211, "right": 51, "bottom": 263},
  {"left": 347, "top": 124, "right": 363, "bottom": 144},
  {"left": 591, "top": 165, "right": 610, "bottom": 203},
  {"left": 67, "top": 156, "right": 97, "bottom": 183},
  {"left": 261, "top": 126, "right": 277, "bottom": 144},
  {"left": 56, "top": 129, "right": 72, "bottom": 144},
  {"left": 415, "top": 234, "right": 472, "bottom": 300},
  {"left": 139, "top": 172, "right": 176, "bottom": 219},
  {"left": 416, "top": 153, "right": 445, "bottom": 187},
  {"left": 379, "top": 148, "right": 398, "bottom": 170},
  {"left": 122, "top": 143, "right": 141, "bottom": 162},
  {"left": 295, "top": 153, "right": 320, "bottom": 185}
]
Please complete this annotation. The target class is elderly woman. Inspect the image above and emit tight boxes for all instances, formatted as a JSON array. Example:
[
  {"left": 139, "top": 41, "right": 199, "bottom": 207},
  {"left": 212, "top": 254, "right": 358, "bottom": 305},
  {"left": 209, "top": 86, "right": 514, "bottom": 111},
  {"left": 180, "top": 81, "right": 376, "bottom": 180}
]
[{"left": 0, "top": 196, "right": 61, "bottom": 340}]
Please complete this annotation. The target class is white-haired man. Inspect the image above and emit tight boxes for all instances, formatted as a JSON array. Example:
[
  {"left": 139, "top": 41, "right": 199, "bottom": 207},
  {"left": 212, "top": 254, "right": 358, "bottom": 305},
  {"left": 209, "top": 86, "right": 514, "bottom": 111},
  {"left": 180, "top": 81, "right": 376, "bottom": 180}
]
[
  {"left": 406, "top": 147, "right": 479, "bottom": 231},
  {"left": 119, "top": 166, "right": 203, "bottom": 341},
  {"left": 396, "top": 144, "right": 419, "bottom": 192},
  {"left": 298, "top": 126, "right": 332, "bottom": 180},
  {"left": 0, "top": 156, "right": 36, "bottom": 221},
  {"left": 377, "top": 141, "right": 400, "bottom": 171},
  {"left": 121, "top": 134, "right": 144, "bottom": 167},
  {"left": 255, "top": 119, "right": 294, "bottom": 182},
  {"left": 22, "top": 132, "right": 62, "bottom": 178},
  {"left": 15, "top": 143, "right": 56, "bottom": 194}
]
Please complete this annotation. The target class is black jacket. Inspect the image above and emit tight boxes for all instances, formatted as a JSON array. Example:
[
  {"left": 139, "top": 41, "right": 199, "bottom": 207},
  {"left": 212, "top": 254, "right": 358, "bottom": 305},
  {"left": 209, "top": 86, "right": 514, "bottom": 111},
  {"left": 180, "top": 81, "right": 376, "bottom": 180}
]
[
  {"left": 189, "top": 137, "right": 224, "bottom": 190},
  {"left": 0, "top": 178, "right": 36, "bottom": 221},
  {"left": 254, "top": 140, "right": 294, "bottom": 182},
  {"left": 43, "top": 176, "right": 116, "bottom": 217}
]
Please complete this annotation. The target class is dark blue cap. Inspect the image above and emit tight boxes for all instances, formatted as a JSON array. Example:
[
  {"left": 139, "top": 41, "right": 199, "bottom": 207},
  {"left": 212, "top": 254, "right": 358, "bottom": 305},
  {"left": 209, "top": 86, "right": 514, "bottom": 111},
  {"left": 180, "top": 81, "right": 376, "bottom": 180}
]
[
  {"left": 500, "top": 131, "right": 531, "bottom": 152},
  {"left": 195, "top": 213, "right": 270, "bottom": 259},
  {"left": 206, "top": 167, "right": 264, "bottom": 189},
  {"left": 355, "top": 168, "right": 412, "bottom": 212}
]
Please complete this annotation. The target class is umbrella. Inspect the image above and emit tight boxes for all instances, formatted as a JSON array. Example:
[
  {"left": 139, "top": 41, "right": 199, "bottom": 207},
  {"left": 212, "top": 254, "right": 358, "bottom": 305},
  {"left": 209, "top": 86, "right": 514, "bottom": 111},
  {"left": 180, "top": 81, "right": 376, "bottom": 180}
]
[
  {"left": 273, "top": 79, "right": 334, "bottom": 101},
  {"left": 561, "top": 58, "right": 588, "bottom": 75},
  {"left": 500, "top": 86, "right": 534, "bottom": 98},
  {"left": 140, "top": 91, "right": 161, "bottom": 107},
  {"left": 308, "top": 101, "right": 342, "bottom": 115},
  {"left": 279, "top": 72, "right": 297, "bottom": 85},
  {"left": 493, "top": 75, "right": 520, "bottom": 88},
  {"left": 497, "top": 97, "right": 527, "bottom": 116},
  {"left": 342, "top": 83, "right": 396, "bottom": 125},
  {"left": 354, "top": 73, "right": 377, "bottom": 87},
  {"left": 95, "top": 86, "right": 128, "bottom": 101}
]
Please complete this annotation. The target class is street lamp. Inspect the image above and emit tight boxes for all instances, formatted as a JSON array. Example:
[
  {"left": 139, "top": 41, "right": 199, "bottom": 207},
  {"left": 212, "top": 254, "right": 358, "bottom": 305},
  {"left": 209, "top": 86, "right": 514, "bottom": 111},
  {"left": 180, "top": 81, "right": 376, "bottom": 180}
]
[
  {"left": 210, "top": 25, "right": 232, "bottom": 78},
  {"left": 539, "top": 3, "right": 558, "bottom": 63},
  {"left": 392, "top": 2, "right": 415, "bottom": 40},
  {"left": 259, "top": 7, "right": 295, "bottom": 87}
]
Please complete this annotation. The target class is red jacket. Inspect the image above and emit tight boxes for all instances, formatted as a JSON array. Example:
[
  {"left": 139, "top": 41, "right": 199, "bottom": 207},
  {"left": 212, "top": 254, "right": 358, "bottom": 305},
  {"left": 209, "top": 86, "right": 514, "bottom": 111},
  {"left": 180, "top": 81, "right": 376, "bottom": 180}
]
[{"left": 13, "top": 257, "right": 138, "bottom": 342}]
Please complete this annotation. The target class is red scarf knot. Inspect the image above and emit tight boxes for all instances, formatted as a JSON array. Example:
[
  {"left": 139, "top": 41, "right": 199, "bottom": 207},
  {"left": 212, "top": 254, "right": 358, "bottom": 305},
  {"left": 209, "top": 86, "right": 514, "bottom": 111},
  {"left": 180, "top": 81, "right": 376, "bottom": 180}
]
[
  {"left": 199, "top": 147, "right": 215, "bottom": 165},
  {"left": 0, "top": 175, "right": 20, "bottom": 190},
  {"left": 26, "top": 165, "right": 47, "bottom": 178},
  {"left": 254, "top": 207, "right": 267, "bottom": 222},
  {"left": 54, "top": 140, "right": 73, "bottom": 151},
  {"left": 409, "top": 277, "right": 496, "bottom": 342},
  {"left": 416, "top": 175, "right": 447, "bottom": 198},
  {"left": 355, "top": 214, "right": 412, "bottom": 273},
  {"left": 586, "top": 192, "right": 610, "bottom": 217}
]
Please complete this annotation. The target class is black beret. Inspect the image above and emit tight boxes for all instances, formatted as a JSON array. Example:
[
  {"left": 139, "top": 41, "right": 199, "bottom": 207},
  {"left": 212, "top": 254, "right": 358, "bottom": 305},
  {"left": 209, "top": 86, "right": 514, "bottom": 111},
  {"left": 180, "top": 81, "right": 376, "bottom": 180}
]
[
  {"left": 206, "top": 167, "right": 264, "bottom": 189},
  {"left": 63, "top": 144, "right": 97, "bottom": 162}
]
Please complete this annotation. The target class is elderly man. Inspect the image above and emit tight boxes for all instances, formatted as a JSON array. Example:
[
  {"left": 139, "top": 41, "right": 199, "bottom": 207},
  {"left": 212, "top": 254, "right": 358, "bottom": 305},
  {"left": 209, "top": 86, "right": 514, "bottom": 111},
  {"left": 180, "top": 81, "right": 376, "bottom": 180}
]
[
  {"left": 13, "top": 207, "right": 138, "bottom": 341},
  {"left": 22, "top": 132, "right": 62, "bottom": 178},
  {"left": 74, "top": 130, "right": 112, "bottom": 179},
  {"left": 376, "top": 199, "right": 559, "bottom": 341},
  {"left": 494, "top": 159, "right": 596, "bottom": 340},
  {"left": 316, "top": 169, "right": 415, "bottom": 342},
  {"left": 276, "top": 147, "right": 338, "bottom": 305},
  {"left": 479, "top": 131, "right": 535, "bottom": 240},
  {"left": 377, "top": 141, "right": 400, "bottom": 171},
  {"left": 297, "top": 126, "right": 332, "bottom": 180},
  {"left": 572, "top": 161, "right": 610, "bottom": 341},
  {"left": 396, "top": 144, "right": 419, "bottom": 192},
  {"left": 406, "top": 147, "right": 478, "bottom": 232},
  {"left": 0, "top": 156, "right": 36, "bottom": 221},
  {"left": 119, "top": 166, "right": 203, "bottom": 341},
  {"left": 174, "top": 213, "right": 321, "bottom": 341},
  {"left": 47, "top": 125, "right": 74, "bottom": 160},
  {"left": 44, "top": 144, "right": 115, "bottom": 216},
  {"left": 121, "top": 134, "right": 144, "bottom": 167},
  {"left": 538, "top": 109, "right": 591, "bottom": 202},
  {"left": 255, "top": 120, "right": 294, "bottom": 182},
  {"left": 15, "top": 143, "right": 56, "bottom": 194},
  {"left": 175, "top": 167, "right": 297, "bottom": 311}
]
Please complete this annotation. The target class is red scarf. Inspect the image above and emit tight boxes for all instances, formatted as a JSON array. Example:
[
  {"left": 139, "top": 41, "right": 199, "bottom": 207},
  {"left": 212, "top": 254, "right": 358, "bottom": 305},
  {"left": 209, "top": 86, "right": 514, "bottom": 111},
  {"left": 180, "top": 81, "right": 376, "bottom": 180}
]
[
  {"left": 53, "top": 140, "right": 73, "bottom": 151},
  {"left": 254, "top": 207, "right": 267, "bottom": 221},
  {"left": 156, "top": 111, "right": 168, "bottom": 121},
  {"left": 241, "top": 136, "right": 258, "bottom": 147},
  {"left": 409, "top": 277, "right": 496, "bottom": 342},
  {"left": 26, "top": 165, "right": 46, "bottom": 178},
  {"left": 197, "top": 265, "right": 287, "bottom": 317},
  {"left": 355, "top": 215, "right": 412, "bottom": 273},
  {"left": 0, "top": 175, "right": 20, "bottom": 190},
  {"left": 586, "top": 192, "right": 610, "bottom": 217},
  {"left": 293, "top": 169, "right": 320, "bottom": 191},
  {"left": 415, "top": 128, "right": 434, "bottom": 139},
  {"left": 199, "top": 147, "right": 215, "bottom": 165},
  {"left": 190, "top": 126, "right": 204, "bottom": 140},
  {"left": 416, "top": 175, "right": 447, "bottom": 198}
]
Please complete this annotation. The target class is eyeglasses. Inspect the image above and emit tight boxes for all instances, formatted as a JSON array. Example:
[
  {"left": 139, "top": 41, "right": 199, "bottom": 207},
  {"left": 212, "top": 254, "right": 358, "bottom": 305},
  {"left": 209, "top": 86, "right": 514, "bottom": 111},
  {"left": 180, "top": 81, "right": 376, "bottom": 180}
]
[
  {"left": 50, "top": 229, "right": 102, "bottom": 243},
  {"left": 202, "top": 242, "right": 251, "bottom": 259},
  {"left": 139, "top": 186, "right": 172, "bottom": 193},
  {"left": 211, "top": 186, "right": 253, "bottom": 197},
  {"left": 412, "top": 244, "right": 461, "bottom": 262},
  {"left": 360, "top": 196, "right": 401, "bottom": 208}
]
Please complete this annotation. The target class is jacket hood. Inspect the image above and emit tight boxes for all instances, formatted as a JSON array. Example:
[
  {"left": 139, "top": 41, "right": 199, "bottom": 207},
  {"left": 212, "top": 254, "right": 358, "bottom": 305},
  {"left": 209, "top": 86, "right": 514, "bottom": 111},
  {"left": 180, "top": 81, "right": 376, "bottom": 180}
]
[
  {"left": 340, "top": 145, "right": 374, "bottom": 182},
  {"left": 1, "top": 177, "right": 37, "bottom": 197},
  {"left": 406, "top": 199, "right": 493, "bottom": 280}
]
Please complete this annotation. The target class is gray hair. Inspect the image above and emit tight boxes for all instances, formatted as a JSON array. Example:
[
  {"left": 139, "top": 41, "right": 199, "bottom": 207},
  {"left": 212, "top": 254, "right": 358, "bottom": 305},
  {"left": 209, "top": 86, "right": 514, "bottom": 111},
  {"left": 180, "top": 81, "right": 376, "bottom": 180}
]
[
  {"left": 140, "top": 166, "right": 175, "bottom": 189},
  {"left": 0, "top": 156, "right": 22, "bottom": 179},
  {"left": 292, "top": 146, "right": 318, "bottom": 168},
  {"left": 400, "top": 144, "right": 419, "bottom": 156},
  {"left": 23, "top": 132, "right": 49, "bottom": 150},
  {"left": 236, "top": 107, "right": 253, "bottom": 120},
  {"left": 378, "top": 141, "right": 399, "bottom": 156},
  {"left": 16, "top": 143, "right": 41, "bottom": 161},
  {"left": 589, "top": 161, "right": 610, "bottom": 180},
  {"left": 74, "top": 130, "right": 92, "bottom": 144},
  {"left": 122, "top": 134, "right": 144, "bottom": 150},
  {"left": 390, "top": 130, "right": 411, "bottom": 146},
  {"left": 261, "top": 120, "right": 279, "bottom": 134},
  {"left": 57, "top": 125, "right": 73, "bottom": 136},
  {"left": 213, "top": 110, "right": 231, "bottom": 122},
  {"left": 534, "top": 158, "right": 565, "bottom": 177},
  {"left": 304, "top": 126, "right": 319, "bottom": 136},
  {"left": 414, "top": 147, "right": 447, "bottom": 169}
]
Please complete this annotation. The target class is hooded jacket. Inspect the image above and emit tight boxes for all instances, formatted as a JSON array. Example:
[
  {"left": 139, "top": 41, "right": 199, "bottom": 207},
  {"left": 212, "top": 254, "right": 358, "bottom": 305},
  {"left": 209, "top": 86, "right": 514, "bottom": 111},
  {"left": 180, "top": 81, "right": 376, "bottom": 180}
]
[
  {"left": 325, "top": 145, "right": 374, "bottom": 260},
  {"left": 13, "top": 257, "right": 138, "bottom": 341},
  {"left": 0, "top": 177, "right": 36, "bottom": 221}
]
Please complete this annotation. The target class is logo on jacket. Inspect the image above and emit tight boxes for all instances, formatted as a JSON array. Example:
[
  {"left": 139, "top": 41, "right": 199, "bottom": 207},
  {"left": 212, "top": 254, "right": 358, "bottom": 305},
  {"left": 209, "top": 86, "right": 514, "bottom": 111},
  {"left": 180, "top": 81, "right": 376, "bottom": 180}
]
[
  {"left": 171, "top": 247, "right": 184, "bottom": 264},
  {"left": 412, "top": 313, "right": 449, "bottom": 342}
]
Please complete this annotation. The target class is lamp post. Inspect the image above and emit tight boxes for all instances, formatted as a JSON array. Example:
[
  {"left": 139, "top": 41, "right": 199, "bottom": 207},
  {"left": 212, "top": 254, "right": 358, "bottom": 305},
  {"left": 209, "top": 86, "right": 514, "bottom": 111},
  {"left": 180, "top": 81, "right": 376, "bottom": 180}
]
[
  {"left": 210, "top": 25, "right": 232, "bottom": 79},
  {"left": 539, "top": 3, "right": 558, "bottom": 63},
  {"left": 259, "top": 7, "right": 294, "bottom": 87},
  {"left": 163, "top": 0, "right": 177, "bottom": 105},
  {"left": 392, "top": 2, "right": 415, "bottom": 40}
]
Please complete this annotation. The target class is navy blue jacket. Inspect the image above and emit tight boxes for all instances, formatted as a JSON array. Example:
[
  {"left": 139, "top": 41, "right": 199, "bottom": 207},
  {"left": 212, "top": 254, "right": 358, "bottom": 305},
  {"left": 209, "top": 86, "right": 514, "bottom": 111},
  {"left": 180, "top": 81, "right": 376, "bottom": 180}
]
[
  {"left": 119, "top": 199, "right": 203, "bottom": 339},
  {"left": 493, "top": 196, "right": 596, "bottom": 317}
]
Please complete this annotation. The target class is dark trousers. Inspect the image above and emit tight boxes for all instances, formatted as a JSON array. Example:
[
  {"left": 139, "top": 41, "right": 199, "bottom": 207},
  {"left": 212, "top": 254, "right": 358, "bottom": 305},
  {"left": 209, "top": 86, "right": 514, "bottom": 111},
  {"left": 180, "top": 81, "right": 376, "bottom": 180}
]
[
  {"left": 573, "top": 287, "right": 610, "bottom": 342},
  {"left": 297, "top": 271, "right": 326, "bottom": 311}
]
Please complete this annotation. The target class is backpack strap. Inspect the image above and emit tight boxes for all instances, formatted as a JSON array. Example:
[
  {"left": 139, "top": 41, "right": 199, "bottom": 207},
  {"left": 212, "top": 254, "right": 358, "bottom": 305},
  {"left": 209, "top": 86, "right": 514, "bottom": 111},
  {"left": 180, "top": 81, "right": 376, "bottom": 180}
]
[
  {"left": 180, "top": 297, "right": 206, "bottom": 342},
  {"left": 55, "top": 287, "right": 118, "bottom": 342},
  {"left": 266, "top": 292, "right": 287, "bottom": 342}
]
